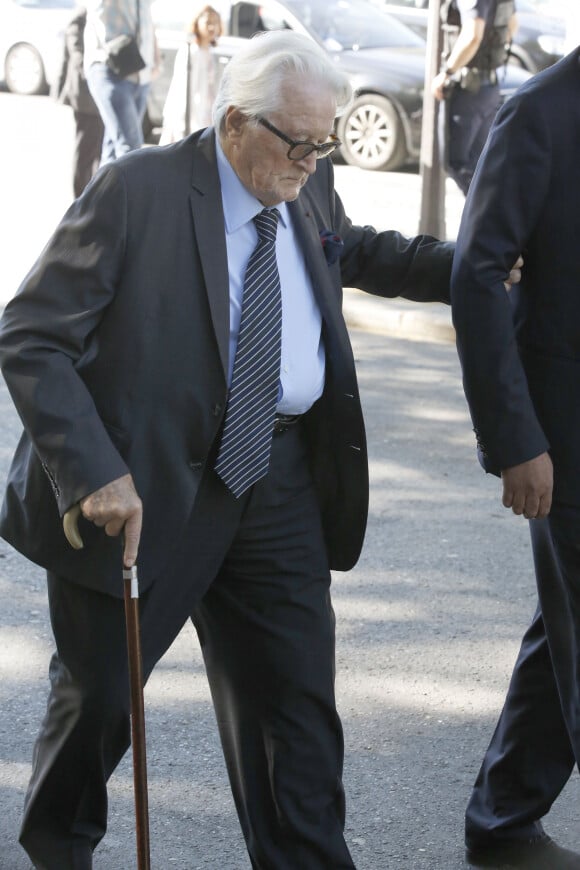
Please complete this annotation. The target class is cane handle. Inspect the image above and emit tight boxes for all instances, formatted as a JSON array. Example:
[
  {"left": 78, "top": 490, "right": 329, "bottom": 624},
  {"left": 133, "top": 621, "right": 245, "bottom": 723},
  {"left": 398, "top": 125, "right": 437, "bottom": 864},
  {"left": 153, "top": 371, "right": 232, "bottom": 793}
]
[{"left": 63, "top": 503, "right": 84, "bottom": 550}]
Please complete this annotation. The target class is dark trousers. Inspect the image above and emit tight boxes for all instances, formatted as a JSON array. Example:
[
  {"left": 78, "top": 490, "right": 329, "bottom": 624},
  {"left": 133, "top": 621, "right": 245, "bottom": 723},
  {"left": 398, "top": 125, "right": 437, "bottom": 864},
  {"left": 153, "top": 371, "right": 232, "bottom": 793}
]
[
  {"left": 19, "top": 425, "right": 355, "bottom": 870},
  {"left": 442, "top": 82, "right": 501, "bottom": 196},
  {"left": 72, "top": 111, "right": 104, "bottom": 199},
  {"left": 465, "top": 506, "right": 580, "bottom": 847}
]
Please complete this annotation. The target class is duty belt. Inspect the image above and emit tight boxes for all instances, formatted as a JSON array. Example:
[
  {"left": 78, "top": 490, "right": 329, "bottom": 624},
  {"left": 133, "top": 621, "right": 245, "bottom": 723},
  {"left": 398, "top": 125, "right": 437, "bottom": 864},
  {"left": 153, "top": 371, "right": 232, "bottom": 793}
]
[{"left": 458, "top": 67, "right": 498, "bottom": 90}]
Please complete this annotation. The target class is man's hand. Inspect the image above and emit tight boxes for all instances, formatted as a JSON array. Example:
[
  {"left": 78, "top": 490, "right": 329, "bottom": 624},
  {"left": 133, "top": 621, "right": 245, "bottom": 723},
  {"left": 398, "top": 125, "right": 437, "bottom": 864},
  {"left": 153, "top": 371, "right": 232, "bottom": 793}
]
[
  {"left": 504, "top": 255, "right": 524, "bottom": 291},
  {"left": 501, "top": 452, "right": 553, "bottom": 520},
  {"left": 80, "top": 473, "right": 143, "bottom": 567},
  {"left": 431, "top": 71, "right": 450, "bottom": 102}
]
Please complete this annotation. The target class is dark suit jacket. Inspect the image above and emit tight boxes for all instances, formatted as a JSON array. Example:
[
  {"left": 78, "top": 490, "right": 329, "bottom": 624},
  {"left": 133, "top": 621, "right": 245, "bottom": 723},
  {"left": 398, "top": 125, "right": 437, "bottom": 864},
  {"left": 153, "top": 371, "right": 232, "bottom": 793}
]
[
  {"left": 451, "top": 49, "right": 580, "bottom": 504},
  {"left": 0, "top": 129, "right": 453, "bottom": 596}
]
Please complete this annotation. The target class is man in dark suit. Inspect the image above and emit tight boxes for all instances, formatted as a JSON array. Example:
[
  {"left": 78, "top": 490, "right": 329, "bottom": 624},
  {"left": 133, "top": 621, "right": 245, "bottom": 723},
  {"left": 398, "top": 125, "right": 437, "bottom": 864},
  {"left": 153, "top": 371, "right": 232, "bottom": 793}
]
[
  {"left": 0, "top": 30, "right": 457, "bottom": 869},
  {"left": 451, "top": 48, "right": 580, "bottom": 870},
  {"left": 52, "top": 6, "right": 104, "bottom": 197}
]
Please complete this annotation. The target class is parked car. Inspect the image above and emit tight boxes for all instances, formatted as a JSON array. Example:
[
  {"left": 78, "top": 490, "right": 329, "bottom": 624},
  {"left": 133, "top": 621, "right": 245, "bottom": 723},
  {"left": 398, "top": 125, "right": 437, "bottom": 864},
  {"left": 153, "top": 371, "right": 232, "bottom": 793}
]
[
  {"left": 381, "top": 0, "right": 566, "bottom": 73},
  {"left": 150, "top": 0, "right": 530, "bottom": 171},
  {"left": 510, "top": 0, "right": 566, "bottom": 70},
  {"left": 0, "top": 0, "right": 76, "bottom": 95}
]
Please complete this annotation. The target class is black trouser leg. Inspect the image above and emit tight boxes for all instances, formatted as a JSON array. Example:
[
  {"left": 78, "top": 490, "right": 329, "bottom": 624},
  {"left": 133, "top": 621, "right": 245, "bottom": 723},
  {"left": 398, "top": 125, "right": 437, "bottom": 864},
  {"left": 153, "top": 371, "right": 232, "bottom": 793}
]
[
  {"left": 446, "top": 83, "right": 501, "bottom": 196},
  {"left": 466, "top": 511, "right": 580, "bottom": 847},
  {"left": 72, "top": 111, "right": 104, "bottom": 198},
  {"left": 19, "top": 575, "right": 133, "bottom": 869}
]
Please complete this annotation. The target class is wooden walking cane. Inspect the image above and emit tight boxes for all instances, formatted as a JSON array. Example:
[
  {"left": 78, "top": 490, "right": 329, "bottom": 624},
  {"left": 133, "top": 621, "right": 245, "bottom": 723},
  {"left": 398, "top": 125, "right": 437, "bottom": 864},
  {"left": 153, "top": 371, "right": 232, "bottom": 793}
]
[
  {"left": 123, "top": 560, "right": 151, "bottom": 870},
  {"left": 63, "top": 504, "right": 151, "bottom": 870}
]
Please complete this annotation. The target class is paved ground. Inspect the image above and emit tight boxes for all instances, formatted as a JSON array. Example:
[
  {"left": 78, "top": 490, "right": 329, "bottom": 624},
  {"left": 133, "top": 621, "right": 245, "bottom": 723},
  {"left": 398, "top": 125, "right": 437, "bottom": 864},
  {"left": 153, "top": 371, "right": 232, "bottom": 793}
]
[{"left": 1, "top": 91, "right": 579, "bottom": 869}]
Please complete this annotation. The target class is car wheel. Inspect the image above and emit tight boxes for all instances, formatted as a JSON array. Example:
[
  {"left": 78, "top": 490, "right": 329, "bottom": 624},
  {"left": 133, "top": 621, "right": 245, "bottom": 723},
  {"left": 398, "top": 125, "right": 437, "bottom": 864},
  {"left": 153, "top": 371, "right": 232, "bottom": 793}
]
[
  {"left": 5, "top": 43, "right": 47, "bottom": 95},
  {"left": 336, "top": 94, "right": 406, "bottom": 172},
  {"left": 507, "top": 49, "right": 529, "bottom": 70}
]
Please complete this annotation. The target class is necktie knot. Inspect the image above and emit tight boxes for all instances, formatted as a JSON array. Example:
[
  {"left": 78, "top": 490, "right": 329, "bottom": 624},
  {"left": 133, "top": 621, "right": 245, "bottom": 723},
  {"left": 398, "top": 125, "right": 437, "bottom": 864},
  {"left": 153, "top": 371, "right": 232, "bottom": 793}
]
[{"left": 253, "top": 208, "right": 280, "bottom": 245}]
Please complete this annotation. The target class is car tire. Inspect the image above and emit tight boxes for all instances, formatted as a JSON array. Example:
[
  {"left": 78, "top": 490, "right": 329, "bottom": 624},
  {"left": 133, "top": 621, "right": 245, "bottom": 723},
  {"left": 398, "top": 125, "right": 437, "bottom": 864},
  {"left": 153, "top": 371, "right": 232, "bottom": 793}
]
[
  {"left": 507, "top": 48, "right": 534, "bottom": 72},
  {"left": 5, "top": 43, "right": 47, "bottom": 95},
  {"left": 336, "top": 94, "right": 406, "bottom": 172}
]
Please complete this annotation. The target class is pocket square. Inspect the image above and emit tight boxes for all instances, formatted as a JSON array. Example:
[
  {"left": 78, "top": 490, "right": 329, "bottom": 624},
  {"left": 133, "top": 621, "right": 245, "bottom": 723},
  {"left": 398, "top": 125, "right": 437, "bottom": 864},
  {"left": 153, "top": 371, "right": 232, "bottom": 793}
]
[{"left": 319, "top": 229, "right": 344, "bottom": 265}]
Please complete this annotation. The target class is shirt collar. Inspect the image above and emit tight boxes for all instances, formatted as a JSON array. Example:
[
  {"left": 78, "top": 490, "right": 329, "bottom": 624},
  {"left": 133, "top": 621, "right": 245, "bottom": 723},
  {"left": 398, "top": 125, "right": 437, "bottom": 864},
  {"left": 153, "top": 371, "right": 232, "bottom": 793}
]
[{"left": 215, "top": 135, "right": 289, "bottom": 234}]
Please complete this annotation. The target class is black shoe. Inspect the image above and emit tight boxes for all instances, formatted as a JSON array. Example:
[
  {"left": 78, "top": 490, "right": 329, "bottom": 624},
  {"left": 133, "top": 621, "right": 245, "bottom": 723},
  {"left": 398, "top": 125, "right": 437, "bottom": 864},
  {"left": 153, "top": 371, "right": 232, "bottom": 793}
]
[{"left": 466, "top": 836, "right": 580, "bottom": 869}]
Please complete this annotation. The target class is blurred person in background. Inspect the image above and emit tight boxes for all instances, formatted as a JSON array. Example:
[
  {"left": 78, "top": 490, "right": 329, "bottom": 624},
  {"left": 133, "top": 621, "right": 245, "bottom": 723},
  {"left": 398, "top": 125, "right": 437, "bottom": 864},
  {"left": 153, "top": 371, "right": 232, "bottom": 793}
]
[
  {"left": 159, "top": 4, "right": 223, "bottom": 144},
  {"left": 431, "top": 0, "right": 517, "bottom": 196},
  {"left": 52, "top": 6, "right": 104, "bottom": 198},
  {"left": 84, "top": 0, "right": 159, "bottom": 163}
]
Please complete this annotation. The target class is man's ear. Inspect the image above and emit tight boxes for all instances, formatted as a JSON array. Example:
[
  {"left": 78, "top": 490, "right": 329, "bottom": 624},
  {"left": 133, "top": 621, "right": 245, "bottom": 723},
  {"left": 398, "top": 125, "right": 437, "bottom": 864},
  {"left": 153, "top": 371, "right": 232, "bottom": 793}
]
[{"left": 224, "top": 107, "right": 247, "bottom": 144}]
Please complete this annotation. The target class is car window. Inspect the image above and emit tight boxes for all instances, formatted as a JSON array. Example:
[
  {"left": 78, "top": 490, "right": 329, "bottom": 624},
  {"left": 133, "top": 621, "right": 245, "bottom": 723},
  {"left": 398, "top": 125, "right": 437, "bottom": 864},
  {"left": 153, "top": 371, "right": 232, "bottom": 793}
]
[
  {"left": 517, "top": 0, "right": 565, "bottom": 13},
  {"left": 288, "top": 0, "right": 425, "bottom": 49},
  {"left": 231, "top": 0, "right": 425, "bottom": 49},
  {"left": 381, "top": 0, "right": 427, "bottom": 7},
  {"left": 12, "top": 0, "right": 75, "bottom": 7},
  {"left": 230, "top": 3, "right": 277, "bottom": 37}
]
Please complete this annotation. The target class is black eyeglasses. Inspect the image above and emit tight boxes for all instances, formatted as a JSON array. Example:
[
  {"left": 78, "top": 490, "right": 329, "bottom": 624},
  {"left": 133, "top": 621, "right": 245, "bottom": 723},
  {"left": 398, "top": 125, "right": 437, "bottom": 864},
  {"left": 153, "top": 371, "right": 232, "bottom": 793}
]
[{"left": 258, "top": 117, "right": 341, "bottom": 161}]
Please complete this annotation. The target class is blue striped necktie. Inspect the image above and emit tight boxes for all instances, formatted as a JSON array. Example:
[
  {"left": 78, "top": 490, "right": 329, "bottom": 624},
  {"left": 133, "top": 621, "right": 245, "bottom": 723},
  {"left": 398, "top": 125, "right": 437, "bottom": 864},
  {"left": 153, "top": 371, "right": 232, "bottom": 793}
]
[{"left": 215, "top": 208, "right": 282, "bottom": 497}]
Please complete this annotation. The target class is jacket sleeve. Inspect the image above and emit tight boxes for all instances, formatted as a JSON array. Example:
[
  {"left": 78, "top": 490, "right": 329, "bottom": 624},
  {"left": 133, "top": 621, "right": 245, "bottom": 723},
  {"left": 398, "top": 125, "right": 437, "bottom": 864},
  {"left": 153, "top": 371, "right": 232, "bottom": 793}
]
[
  {"left": 0, "top": 164, "right": 131, "bottom": 515},
  {"left": 330, "top": 163, "right": 454, "bottom": 304},
  {"left": 450, "top": 90, "right": 550, "bottom": 472}
]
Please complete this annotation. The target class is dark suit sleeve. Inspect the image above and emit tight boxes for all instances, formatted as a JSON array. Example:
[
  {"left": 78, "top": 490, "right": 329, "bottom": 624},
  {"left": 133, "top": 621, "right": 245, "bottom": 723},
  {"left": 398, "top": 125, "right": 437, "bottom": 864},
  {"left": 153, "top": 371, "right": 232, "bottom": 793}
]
[
  {"left": 0, "top": 164, "right": 131, "bottom": 515},
  {"left": 450, "top": 90, "right": 551, "bottom": 472},
  {"left": 332, "top": 168, "right": 454, "bottom": 304}
]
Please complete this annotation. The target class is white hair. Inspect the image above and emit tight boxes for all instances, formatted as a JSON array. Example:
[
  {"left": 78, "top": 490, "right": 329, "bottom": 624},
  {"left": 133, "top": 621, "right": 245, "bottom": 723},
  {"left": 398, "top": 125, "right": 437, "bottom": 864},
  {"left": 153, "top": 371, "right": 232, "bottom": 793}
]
[{"left": 212, "top": 30, "right": 352, "bottom": 130}]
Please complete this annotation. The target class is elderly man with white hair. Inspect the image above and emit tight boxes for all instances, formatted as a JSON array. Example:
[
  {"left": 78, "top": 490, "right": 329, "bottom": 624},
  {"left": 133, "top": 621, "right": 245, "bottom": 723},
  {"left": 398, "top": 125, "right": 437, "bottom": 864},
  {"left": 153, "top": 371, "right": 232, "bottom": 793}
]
[{"left": 0, "top": 29, "right": 458, "bottom": 869}]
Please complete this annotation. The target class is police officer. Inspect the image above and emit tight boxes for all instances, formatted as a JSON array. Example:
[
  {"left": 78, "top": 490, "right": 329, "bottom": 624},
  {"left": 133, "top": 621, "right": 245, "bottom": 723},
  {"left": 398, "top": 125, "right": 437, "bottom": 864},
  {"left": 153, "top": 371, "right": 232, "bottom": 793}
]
[{"left": 431, "top": 0, "right": 517, "bottom": 195}]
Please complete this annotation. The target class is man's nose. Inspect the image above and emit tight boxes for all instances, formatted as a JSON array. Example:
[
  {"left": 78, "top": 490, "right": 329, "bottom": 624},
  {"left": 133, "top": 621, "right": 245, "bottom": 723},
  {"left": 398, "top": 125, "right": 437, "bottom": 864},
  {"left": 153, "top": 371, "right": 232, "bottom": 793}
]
[{"left": 297, "top": 152, "right": 318, "bottom": 174}]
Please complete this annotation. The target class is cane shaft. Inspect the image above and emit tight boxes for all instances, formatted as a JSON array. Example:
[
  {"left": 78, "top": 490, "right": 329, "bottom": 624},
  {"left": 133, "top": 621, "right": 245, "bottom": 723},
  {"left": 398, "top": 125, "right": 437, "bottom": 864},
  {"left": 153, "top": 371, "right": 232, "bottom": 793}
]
[{"left": 124, "top": 571, "right": 151, "bottom": 870}]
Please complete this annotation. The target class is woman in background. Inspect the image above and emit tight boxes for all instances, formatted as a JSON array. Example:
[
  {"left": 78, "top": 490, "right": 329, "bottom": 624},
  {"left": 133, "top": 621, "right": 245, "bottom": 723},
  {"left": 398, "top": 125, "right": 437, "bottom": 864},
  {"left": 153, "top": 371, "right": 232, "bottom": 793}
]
[{"left": 159, "top": 5, "right": 223, "bottom": 143}]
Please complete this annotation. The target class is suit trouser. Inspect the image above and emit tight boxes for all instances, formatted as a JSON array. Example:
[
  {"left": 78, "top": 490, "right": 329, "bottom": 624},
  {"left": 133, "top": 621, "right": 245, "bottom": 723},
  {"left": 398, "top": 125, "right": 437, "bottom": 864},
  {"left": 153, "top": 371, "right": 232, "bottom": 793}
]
[
  {"left": 19, "top": 425, "right": 356, "bottom": 870},
  {"left": 443, "top": 82, "right": 501, "bottom": 196},
  {"left": 72, "top": 111, "right": 104, "bottom": 199},
  {"left": 465, "top": 505, "right": 580, "bottom": 847}
]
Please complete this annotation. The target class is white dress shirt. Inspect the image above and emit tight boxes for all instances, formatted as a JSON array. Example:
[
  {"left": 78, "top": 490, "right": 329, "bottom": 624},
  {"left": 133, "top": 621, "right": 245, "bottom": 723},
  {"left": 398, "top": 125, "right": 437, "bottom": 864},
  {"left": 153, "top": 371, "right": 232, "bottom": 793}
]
[{"left": 215, "top": 137, "right": 325, "bottom": 415}]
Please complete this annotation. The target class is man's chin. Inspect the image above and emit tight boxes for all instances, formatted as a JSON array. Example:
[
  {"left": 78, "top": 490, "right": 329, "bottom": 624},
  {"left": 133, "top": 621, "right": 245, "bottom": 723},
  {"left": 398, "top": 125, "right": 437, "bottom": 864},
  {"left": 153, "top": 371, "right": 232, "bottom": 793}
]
[
  {"left": 281, "top": 180, "right": 307, "bottom": 201},
  {"left": 260, "top": 180, "right": 305, "bottom": 206}
]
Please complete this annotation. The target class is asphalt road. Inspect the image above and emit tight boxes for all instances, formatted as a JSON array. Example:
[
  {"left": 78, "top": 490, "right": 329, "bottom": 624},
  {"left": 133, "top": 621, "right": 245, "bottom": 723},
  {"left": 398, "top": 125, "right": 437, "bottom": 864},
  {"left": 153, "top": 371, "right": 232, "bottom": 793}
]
[{"left": 1, "top": 91, "right": 579, "bottom": 870}]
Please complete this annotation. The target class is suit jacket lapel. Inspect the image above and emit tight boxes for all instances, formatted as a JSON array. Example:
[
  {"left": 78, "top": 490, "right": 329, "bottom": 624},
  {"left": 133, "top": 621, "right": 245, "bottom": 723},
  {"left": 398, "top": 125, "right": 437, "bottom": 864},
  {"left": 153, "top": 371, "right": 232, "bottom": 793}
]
[
  {"left": 189, "top": 129, "right": 230, "bottom": 381},
  {"left": 288, "top": 194, "right": 345, "bottom": 338},
  {"left": 188, "top": 139, "right": 348, "bottom": 382}
]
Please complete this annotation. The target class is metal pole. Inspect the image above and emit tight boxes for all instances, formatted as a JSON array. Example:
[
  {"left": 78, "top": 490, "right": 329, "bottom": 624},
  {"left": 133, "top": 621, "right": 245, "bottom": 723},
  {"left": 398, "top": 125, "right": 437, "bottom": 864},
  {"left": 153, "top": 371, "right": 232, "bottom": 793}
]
[
  {"left": 123, "top": 564, "right": 151, "bottom": 870},
  {"left": 418, "top": 0, "right": 447, "bottom": 238}
]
